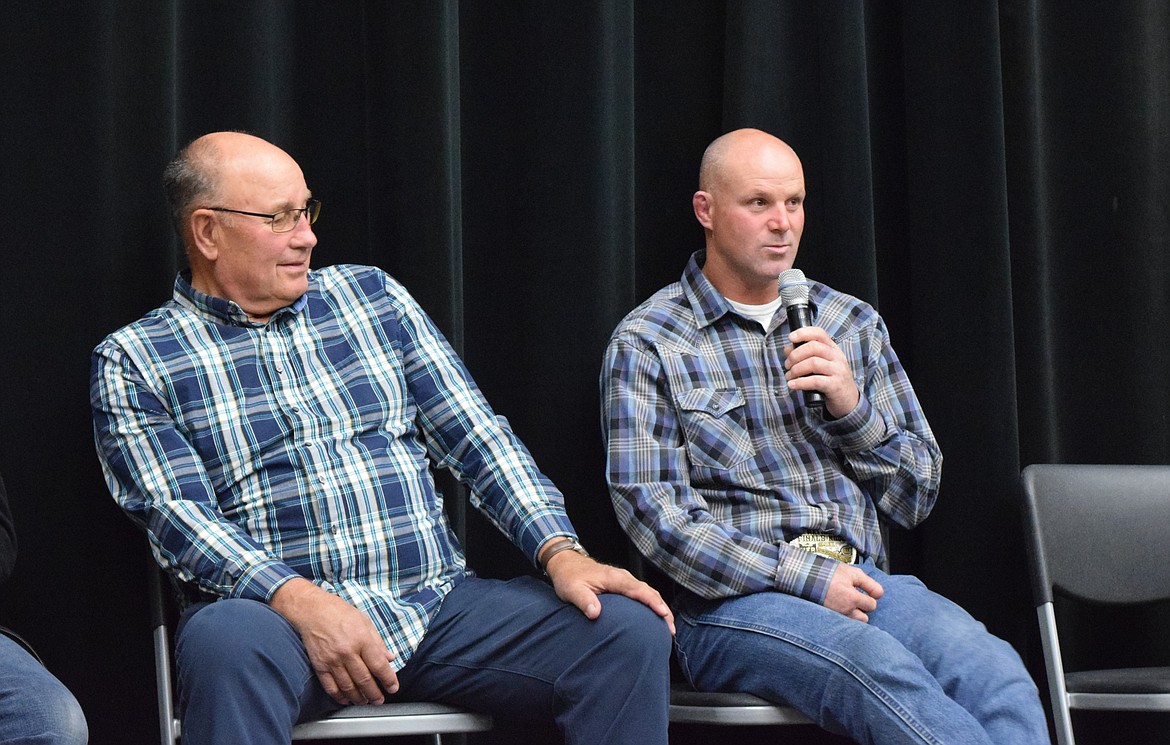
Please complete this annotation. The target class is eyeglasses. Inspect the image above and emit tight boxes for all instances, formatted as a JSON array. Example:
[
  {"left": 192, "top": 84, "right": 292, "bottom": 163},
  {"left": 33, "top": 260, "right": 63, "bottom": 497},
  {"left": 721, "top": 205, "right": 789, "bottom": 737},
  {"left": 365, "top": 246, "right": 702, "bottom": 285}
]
[{"left": 204, "top": 198, "right": 321, "bottom": 233}]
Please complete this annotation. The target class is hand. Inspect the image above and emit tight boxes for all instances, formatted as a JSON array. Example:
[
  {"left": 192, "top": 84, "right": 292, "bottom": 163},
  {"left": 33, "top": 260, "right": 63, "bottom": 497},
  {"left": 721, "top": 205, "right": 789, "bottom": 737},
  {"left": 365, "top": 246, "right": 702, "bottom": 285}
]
[
  {"left": 270, "top": 578, "right": 399, "bottom": 705},
  {"left": 823, "top": 564, "right": 884, "bottom": 622},
  {"left": 543, "top": 549, "right": 677, "bottom": 635},
  {"left": 784, "top": 326, "right": 860, "bottom": 418}
]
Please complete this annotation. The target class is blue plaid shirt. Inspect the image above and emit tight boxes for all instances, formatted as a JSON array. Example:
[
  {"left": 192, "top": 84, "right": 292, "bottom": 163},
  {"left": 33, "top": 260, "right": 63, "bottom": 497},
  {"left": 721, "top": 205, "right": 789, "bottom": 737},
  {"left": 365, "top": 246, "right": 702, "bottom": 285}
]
[
  {"left": 92, "top": 264, "right": 574, "bottom": 668},
  {"left": 601, "top": 252, "right": 941, "bottom": 606}
]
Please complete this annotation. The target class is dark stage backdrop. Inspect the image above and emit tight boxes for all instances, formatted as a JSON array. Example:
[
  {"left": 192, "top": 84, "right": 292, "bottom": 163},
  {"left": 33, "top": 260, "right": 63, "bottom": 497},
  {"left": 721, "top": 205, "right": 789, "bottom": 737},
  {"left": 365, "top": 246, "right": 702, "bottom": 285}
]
[{"left": 1, "top": 2, "right": 1167, "bottom": 743}]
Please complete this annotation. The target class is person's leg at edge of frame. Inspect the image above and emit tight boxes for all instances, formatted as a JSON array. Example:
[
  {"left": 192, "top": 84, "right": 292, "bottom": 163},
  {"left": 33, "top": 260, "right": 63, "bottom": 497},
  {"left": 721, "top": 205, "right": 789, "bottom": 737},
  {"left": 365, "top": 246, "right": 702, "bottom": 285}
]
[
  {"left": 174, "top": 599, "right": 339, "bottom": 745},
  {"left": 0, "top": 634, "right": 88, "bottom": 745},
  {"left": 394, "top": 575, "right": 672, "bottom": 745}
]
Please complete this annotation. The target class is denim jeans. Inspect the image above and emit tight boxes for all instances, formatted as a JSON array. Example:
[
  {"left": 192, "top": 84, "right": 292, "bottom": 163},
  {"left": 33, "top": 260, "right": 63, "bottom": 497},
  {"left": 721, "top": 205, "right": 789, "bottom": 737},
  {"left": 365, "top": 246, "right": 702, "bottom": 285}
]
[
  {"left": 674, "top": 559, "right": 1049, "bottom": 745},
  {"left": 0, "top": 633, "right": 88, "bottom": 745},
  {"left": 175, "top": 575, "right": 671, "bottom": 745}
]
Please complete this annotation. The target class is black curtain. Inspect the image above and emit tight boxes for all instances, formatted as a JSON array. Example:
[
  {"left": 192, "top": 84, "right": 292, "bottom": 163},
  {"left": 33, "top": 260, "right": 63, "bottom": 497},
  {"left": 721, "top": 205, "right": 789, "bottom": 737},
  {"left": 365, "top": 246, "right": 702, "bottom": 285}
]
[{"left": 1, "top": 2, "right": 1167, "bottom": 742}]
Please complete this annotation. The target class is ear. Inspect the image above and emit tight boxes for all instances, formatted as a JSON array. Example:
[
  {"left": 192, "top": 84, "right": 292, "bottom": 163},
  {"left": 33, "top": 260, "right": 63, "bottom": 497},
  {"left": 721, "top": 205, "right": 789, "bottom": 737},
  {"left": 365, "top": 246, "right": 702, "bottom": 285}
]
[
  {"left": 189, "top": 209, "right": 219, "bottom": 261},
  {"left": 693, "top": 191, "right": 714, "bottom": 230}
]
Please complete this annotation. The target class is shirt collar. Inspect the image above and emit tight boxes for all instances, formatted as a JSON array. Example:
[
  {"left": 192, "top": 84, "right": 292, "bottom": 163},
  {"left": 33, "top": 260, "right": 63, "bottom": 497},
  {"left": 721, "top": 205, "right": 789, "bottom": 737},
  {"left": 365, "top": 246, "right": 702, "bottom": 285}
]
[
  {"left": 680, "top": 250, "right": 820, "bottom": 331},
  {"left": 173, "top": 270, "right": 310, "bottom": 327},
  {"left": 681, "top": 250, "right": 737, "bottom": 330}
]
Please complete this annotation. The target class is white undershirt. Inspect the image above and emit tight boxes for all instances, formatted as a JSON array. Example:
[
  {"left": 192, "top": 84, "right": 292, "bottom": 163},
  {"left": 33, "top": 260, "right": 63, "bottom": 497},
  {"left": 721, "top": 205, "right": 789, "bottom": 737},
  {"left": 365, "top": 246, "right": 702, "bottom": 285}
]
[{"left": 727, "top": 295, "right": 784, "bottom": 331}]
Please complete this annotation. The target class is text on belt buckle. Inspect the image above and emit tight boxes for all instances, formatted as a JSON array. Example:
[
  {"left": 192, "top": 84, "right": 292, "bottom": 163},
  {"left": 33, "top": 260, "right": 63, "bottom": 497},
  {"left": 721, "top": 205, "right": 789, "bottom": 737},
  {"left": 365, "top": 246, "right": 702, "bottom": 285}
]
[{"left": 791, "top": 532, "right": 857, "bottom": 564}]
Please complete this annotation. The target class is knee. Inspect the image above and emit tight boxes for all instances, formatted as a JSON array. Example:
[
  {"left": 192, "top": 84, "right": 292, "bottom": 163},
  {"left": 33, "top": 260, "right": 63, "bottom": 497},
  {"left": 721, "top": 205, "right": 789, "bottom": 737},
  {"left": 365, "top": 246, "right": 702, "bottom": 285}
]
[
  {"left": 47, "top": 691, "right": 88, "bottom": 745},
  {"left": 15, "top": 676, "right": 88, "bottom": 745},
  {"left": 595, "top": 595, "right": 672, "bottom": 667},
  {"left": 176, "top": 599, "right": 305, "bottom": 691}
]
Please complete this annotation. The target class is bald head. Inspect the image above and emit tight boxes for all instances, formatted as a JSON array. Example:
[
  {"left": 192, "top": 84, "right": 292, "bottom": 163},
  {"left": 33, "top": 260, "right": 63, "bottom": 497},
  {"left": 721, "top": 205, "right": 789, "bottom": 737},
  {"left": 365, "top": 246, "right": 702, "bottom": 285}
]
[{"left": 698, "top": 129, "right": 802, "bottom": 194}]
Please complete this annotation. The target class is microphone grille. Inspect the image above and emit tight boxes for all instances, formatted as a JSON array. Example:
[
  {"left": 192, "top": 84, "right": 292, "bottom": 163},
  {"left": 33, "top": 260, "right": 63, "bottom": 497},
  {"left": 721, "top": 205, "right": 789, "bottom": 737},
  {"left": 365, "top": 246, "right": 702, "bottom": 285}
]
[{"left": 778, "top": 268, "right": 809, "bottom": 306}]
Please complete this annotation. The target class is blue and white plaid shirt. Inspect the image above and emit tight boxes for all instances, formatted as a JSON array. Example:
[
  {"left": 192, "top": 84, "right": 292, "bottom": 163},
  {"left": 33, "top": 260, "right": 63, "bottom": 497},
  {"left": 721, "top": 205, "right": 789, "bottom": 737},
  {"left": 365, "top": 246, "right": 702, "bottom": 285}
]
[
  {"left": 601, "top": 252, "right": 941, "bottom": 606},
  {"left": 92, "top": 264, "right": 574, "bottom": 668}
]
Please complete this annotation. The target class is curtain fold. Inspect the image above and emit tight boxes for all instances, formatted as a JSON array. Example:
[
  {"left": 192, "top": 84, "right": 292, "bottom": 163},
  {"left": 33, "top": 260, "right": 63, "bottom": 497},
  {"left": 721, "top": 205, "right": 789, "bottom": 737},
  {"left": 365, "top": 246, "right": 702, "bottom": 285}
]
[{"left": 2, "top": 2, "right": 1167, "bottom": 741}]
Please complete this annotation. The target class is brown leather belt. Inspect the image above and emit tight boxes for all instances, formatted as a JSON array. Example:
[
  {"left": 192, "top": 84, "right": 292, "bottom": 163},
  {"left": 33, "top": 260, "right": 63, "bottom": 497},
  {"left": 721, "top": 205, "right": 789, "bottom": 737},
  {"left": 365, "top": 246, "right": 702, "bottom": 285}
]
[{"left": 791, "top": 532, "right": 860, "bottom": 564}]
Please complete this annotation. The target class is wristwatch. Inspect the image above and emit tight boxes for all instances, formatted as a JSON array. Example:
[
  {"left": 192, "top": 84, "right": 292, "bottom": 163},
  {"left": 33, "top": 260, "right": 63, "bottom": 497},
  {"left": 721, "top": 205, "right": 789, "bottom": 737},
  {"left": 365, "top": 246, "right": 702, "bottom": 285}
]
[{"left": 540, "top": 537, "right": 589, "bottom": 574}]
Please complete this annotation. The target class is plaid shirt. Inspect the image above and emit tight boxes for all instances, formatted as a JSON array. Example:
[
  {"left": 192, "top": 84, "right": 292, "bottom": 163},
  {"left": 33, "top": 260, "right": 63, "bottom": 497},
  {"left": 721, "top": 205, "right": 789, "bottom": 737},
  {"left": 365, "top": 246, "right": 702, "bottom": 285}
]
[
  {"left": 92, "top": 264, "right": 574, "bottom": 668},
  {"left": 601, "top": 252, "right": 941, "bottom": 606}
]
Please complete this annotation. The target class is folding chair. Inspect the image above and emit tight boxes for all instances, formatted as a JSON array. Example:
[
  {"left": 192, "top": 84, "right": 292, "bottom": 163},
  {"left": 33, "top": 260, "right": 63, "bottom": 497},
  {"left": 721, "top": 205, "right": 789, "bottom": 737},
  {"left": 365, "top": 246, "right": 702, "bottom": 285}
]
[
  {"left": 148, "top": 556, "right": 492, "bottom": 744},
  {"left": 1021, "top": 463, "right": 1170, "bottom": 745}
]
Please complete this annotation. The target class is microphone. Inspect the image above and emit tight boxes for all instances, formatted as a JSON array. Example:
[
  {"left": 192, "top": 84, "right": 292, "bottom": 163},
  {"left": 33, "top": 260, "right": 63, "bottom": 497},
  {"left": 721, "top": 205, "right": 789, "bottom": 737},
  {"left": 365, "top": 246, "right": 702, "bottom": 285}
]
[{"left": 778, "top": 268, "right": 824, "bottom": 409}]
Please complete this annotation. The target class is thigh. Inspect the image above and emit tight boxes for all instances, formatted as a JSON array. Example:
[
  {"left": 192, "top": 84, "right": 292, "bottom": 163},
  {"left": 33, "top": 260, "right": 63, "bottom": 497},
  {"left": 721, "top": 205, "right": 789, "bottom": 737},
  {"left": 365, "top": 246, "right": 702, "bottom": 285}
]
[
  {"left": 866, "top": 568, "right": 1040, "bottom": 701},
  {"left": 176, "top": 599, "right": 338, "bottom": 726},
  {"left": 866, "top": 568, "right": 1019, "bottom": 677},
  {"left": 673, "top": 587, "right": 896, "bottom": 698},
  {"left": 397, "top": 575, "right": 667, "bottom": 715},
  {"left": 673, "top": 588, "right": 996, "bottom": 744}
]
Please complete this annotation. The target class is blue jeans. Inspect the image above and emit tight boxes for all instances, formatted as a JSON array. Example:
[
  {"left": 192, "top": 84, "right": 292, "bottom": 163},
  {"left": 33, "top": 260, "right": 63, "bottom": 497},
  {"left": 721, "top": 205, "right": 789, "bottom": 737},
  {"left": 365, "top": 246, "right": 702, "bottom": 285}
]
[
  {"left": 674, "top": 560, "right": 1049, "bottom": 745},
  {"left": 0, "top": 634, "right": 88, "bottom": 745},
  {"left": 176, "top": 575, "right": 670, "bottom": 745}
]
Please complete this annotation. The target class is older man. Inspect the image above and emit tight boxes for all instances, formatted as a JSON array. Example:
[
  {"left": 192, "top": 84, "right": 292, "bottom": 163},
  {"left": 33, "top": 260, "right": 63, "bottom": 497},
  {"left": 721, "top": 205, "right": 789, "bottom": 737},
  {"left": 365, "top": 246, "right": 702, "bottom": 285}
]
[
  {"left": 92, "top": 131, "right": 672, "bottom": 745},
  {"left": 601, "top": 128, "right": 1049, "bottom": 744}
]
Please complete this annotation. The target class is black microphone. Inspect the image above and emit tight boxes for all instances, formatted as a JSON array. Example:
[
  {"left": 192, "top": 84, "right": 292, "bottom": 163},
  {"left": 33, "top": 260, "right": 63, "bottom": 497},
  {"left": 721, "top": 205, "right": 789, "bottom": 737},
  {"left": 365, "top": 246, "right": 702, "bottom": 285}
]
[{"left": 778, "top": 268, "right": 824, "bottom": 409}]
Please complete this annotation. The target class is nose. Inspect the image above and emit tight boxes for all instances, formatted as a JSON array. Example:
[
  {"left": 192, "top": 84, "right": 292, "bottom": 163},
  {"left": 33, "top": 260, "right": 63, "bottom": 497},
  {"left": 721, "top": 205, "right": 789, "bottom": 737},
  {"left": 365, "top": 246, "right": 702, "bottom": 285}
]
[
  {"left": 291, "top": 212, "right": 318, "bottom": 248},
  {"left": 767, "top": 204, "right": 791, "bottom": 232}
]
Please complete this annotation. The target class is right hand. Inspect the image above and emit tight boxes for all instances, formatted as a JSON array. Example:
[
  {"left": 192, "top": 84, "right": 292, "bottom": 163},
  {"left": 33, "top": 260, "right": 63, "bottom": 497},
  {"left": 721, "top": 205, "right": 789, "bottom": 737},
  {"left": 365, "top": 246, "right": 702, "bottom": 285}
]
[
  {"left": 823, "top": 564, "right": 884, "bottom": 623},
  {"left": 270, "top": 578, "right": 399, "bottom": 705}
]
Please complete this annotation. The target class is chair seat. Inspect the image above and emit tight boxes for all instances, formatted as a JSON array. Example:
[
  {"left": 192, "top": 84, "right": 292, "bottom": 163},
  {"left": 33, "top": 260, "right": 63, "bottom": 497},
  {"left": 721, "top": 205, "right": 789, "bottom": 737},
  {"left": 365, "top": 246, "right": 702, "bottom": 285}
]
[
  {"left": 1066, "top": 666, "right": 1170, "bottom": 695},
  {"left": 291, "top": 702, "right": 493, "bottom": 738},
  {"left": 669, "top": 683, "right": 812, "bottom": 726}
]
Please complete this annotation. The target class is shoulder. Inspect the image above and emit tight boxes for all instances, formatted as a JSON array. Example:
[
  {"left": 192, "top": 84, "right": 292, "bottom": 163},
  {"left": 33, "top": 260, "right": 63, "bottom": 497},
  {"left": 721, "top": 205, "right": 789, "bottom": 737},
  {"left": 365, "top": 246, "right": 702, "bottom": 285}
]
[
  {"left": 312, "top": 264, "right": 407, "bottom": 297},
  {"left": 608, "top": 281, "right": 694, "bottom": 353},
  {"left": 308, "top": 264, "right": 420, "bottom": 314},
  {"left": 92, "top": 302, "right": 184, "bottom": 362},
  {"left": 809, "top": 282, "right": 884, "bottom": 337}
]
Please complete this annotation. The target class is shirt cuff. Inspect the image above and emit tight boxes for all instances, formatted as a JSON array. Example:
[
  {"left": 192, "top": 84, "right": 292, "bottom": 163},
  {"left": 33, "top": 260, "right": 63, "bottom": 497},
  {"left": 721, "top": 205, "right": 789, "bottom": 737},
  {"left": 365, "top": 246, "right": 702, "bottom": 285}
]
[
  {"left": 818, "top": 395, "right": 887, "bottom": 453},
  {"left": 775, "top": 549, "right": 837, "bottom": 605},
  {"left": 226, "top": 557, "right": 302, "bottom": 603},
  {"left": 519, "top": 513, "right": 577, "bottom": 567}
]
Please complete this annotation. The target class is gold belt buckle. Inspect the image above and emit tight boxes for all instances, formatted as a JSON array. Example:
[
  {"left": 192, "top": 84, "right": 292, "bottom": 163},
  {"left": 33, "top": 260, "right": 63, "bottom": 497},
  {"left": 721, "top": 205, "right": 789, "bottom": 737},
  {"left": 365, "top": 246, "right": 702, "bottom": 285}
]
[{"left": 791, "top": 532, "right": 858, "bottom": 564}]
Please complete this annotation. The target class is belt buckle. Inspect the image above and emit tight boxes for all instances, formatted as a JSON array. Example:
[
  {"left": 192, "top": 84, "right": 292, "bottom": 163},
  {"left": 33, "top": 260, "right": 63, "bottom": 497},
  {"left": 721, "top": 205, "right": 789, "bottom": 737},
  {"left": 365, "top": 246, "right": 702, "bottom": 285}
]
[{"left": 792, "top": 532, "right": 857, "bottom": 564}]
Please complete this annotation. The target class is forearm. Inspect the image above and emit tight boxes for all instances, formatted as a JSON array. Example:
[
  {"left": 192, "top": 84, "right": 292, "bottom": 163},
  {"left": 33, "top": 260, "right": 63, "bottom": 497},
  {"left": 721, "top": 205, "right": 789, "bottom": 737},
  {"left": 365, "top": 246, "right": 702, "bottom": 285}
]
[
  {"left": 612, "top": 480, "right": 835, "bottom": 603},
  {"left": 818, "top": 388, "right": 942, "bottom": 530}
]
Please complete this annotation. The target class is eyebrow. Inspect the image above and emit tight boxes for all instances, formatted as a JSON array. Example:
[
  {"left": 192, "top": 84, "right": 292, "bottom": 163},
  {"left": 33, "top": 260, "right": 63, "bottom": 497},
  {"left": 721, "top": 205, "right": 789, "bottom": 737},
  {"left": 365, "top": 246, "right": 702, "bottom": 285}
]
[{"left": 272, "top": 194, "right": 313, "bottom": 211}]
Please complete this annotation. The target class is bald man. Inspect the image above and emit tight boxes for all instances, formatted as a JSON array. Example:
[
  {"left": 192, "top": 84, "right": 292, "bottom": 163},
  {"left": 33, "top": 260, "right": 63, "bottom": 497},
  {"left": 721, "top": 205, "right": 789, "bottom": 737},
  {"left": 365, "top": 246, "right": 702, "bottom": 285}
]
[
  {"left": 92, "top": 132, "right": 672, "bottom": 745},
  {"left": 602, "top": 129, "right": 1049, "bottom": 743}
]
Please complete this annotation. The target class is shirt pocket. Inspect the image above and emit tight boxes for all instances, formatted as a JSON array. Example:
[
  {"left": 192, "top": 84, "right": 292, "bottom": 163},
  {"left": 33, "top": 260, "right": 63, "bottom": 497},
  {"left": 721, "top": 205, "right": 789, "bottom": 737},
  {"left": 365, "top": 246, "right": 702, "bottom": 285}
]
[{"left": 674, "top": 387, "right": 755, "bottom": 470}]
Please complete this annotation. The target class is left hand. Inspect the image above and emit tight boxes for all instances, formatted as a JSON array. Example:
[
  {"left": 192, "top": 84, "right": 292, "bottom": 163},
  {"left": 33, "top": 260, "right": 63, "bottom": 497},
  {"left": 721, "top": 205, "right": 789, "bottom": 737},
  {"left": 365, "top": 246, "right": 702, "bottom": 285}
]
[
  {"left": 543, "top": 549, "right": 676, "bottom": 635},
  {"left": 784, "top": 326, "right": 860, "bottom": 419}
]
